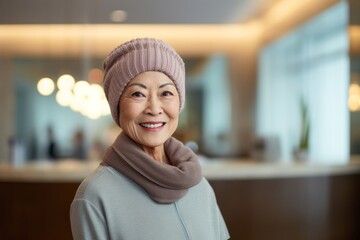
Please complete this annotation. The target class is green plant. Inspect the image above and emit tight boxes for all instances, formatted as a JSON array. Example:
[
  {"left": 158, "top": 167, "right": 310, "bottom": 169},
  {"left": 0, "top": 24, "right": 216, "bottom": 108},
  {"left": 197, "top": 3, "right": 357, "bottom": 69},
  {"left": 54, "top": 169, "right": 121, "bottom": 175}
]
[{"left": 299, "top": 100, "right": 310, "bottom": 150}]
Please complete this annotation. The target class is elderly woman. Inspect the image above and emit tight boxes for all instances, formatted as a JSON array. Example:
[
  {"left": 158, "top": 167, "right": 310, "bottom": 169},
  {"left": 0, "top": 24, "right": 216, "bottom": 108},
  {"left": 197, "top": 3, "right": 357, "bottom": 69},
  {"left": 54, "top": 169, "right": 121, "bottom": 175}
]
[{"left": 70, "top": 38, "right": 229, "bottom": 240}]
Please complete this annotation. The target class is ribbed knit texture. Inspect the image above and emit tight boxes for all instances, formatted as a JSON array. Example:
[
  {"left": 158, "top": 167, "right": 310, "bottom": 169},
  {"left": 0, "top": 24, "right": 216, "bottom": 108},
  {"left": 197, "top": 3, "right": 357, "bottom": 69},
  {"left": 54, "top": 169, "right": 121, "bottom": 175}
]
[{"left": 103, "top": 38, "right": 185, "bottom": 126}]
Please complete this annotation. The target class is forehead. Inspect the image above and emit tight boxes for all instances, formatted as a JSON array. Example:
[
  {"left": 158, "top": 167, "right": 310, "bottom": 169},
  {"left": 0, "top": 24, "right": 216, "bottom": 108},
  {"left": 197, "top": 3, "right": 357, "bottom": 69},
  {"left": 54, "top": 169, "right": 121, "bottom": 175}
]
[{"left": 129, "top": 71, "right": 173, "bottom": 85}]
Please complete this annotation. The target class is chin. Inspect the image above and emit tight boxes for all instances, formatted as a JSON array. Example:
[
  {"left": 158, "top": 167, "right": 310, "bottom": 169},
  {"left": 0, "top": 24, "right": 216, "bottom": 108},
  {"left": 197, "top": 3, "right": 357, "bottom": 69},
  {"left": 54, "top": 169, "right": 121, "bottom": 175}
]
[{"left": 139, "top": 136, "right": 169, "bottom": 148}]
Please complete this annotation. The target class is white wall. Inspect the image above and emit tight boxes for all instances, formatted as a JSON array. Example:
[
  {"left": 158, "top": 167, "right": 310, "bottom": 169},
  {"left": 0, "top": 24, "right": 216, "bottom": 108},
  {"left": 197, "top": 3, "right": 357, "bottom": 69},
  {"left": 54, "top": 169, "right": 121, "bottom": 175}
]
[{"left": 257, "top": 2, "right": 349, "bottom": 163}]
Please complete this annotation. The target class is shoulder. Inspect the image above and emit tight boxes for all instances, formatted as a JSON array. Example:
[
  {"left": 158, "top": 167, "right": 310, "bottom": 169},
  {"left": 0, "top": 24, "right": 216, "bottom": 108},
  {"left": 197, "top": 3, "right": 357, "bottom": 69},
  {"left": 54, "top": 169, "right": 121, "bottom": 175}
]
[
  {"left": 192, "top": 177, "right": 216, "bottom": 197},
  {"left": 178, "top": 177, "right": 217, "bottom": 207},
  {"left": 73, "top": 165, "right": 138, "bottom": 203}
]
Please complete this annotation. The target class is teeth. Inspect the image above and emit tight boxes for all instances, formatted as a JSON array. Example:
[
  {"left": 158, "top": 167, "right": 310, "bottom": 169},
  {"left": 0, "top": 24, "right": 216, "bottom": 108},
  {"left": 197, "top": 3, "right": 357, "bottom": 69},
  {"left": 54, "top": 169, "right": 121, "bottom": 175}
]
[{"left": 140, "top": 123, "right": 163, "bottom": 128}]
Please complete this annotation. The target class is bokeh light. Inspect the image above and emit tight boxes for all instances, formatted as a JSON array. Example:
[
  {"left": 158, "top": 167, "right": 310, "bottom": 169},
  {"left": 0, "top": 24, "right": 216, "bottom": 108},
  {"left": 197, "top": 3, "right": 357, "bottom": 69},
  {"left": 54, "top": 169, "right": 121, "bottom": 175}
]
[
  {"left": 38, "top": 71, "right": 110, "bottom": 119},
  {"left": 88, "top": 68, "right": 104, "bottom": 84},
  {"left": 349, "top": 82, "right": 360, "bottom": 112},
  {"left": 73, "top": 80, "right": 90, "bottom": 98},
  {"left": 349, "top": 83, "right": 360, "bottom": 95},
  {"left": 56, "top": 90, "right": 74, "bottom": 107},
  {"left": 57, "top": 74, "right": 75, "bottom": 91},
  {"left": 37, "top": 78, "right": 55, "bottom": 96}
]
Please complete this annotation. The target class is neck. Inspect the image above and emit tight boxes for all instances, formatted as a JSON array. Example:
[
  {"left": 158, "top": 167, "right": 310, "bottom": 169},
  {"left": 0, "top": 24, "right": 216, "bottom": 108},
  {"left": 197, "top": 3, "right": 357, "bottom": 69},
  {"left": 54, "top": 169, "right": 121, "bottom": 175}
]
[{"left": 142, "top": 144, "right": 169, "bottom": 164}]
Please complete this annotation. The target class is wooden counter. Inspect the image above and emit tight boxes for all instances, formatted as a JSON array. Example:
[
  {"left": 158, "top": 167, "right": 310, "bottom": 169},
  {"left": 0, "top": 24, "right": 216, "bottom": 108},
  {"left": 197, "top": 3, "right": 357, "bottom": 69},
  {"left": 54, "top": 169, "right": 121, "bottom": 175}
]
[
  {"left": 1, "top": 158, "right": 360, "bottom": 240},
  {"left": 1, "top": 158, "right": 360, "bottom": 181}
]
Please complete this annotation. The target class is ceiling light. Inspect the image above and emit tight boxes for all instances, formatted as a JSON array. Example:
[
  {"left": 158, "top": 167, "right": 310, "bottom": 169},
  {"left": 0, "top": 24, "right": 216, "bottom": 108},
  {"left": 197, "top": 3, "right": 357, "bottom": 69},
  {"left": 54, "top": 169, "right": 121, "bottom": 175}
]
[{"left": 110, "top": 10, "right": 127, "bottom": 23}]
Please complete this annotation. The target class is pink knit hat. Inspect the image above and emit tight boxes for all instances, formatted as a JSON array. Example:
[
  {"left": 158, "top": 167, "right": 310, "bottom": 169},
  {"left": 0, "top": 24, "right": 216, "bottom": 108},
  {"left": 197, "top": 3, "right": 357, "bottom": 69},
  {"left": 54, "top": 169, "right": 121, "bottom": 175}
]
[{"left": 103, "top": 38, "right": 185, "bottom": 126}]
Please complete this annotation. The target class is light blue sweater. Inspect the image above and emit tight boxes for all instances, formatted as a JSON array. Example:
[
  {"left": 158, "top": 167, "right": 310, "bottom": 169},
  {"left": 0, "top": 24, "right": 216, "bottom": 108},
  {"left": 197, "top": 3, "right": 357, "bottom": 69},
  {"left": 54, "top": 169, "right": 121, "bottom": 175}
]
[{"left": 70, "top": 165, "right": 230, "bottom": 240}]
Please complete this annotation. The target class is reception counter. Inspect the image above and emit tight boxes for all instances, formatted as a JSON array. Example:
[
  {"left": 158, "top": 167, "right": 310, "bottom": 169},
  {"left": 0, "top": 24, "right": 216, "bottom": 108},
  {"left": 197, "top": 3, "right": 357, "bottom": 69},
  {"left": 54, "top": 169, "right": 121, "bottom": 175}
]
[
  {"left": 1, "top": 158, "right": 360, "bottom": 240},
  {"left": 1, "top": 157, "right": 360, "bottom": 182}
]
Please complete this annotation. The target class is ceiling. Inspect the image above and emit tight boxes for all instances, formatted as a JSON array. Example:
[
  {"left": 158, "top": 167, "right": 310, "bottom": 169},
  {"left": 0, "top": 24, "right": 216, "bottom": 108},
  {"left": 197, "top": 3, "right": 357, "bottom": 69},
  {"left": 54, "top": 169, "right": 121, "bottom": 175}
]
[
  {"left": 0, "top": 0, "right": 346, "bottom": 57},
  {"left": 0, "top": 0, "right": 279, "bottom": 24}
]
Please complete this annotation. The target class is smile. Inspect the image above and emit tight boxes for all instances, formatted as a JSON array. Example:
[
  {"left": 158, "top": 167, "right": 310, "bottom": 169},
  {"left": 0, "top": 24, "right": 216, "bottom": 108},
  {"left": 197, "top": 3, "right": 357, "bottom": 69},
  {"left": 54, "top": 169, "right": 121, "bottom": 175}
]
[{"left": 139, "top": 122, "right": 165, "bottom": 129}]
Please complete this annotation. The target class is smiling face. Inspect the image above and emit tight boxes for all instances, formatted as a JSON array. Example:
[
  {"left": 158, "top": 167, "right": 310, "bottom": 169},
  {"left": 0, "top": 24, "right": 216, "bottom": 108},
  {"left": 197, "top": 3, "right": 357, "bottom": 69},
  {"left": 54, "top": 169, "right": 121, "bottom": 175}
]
[{"left": 119, "top": 71, "right": 180, "bottom": 150}]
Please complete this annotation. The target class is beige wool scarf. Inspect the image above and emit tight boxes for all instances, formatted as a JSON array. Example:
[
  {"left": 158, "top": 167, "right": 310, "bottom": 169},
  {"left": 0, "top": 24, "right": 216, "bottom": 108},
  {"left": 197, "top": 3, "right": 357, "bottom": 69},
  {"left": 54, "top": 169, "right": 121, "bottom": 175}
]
[{"left": 101, "top": 132, "right": 202, "bottom": 204}]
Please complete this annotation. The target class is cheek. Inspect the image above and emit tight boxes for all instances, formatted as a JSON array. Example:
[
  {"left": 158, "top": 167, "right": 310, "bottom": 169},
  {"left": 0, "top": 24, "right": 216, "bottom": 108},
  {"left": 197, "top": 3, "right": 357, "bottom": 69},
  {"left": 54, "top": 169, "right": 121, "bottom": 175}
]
[
  {"left": 168, "top": 109, "right": 180, "bottom": 120},
  {"left": 168, "top": 112, "right": 179, "bottom": 136},
  {"left": 165, "top": 99, "right": 180, "bottom": 118},
  {"left": 168, "top": 97, "right": 181, "bottom": 119},
  {"left": 168, "top": 109, "right": 180, "bottom": 131},
  {"left": 166, "top": 103, "right": 180, "bottom": 128},
  {"left": 119, "top": 100, "right": 139, "bottom": 125}
]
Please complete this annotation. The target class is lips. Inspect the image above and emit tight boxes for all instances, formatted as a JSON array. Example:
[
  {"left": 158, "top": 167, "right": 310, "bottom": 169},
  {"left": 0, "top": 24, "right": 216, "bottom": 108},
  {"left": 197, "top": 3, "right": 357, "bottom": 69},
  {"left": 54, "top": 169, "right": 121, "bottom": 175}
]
[{"left": 139, "top": 122, "right": 165, "bottom": 129}]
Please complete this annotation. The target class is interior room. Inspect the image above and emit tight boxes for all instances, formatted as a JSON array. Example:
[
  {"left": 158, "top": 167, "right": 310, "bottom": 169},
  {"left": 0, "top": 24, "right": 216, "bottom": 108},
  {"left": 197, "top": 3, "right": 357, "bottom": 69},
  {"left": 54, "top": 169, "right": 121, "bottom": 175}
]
[{"left": 0, "top": 0, "right": 359, "bottom": 239}]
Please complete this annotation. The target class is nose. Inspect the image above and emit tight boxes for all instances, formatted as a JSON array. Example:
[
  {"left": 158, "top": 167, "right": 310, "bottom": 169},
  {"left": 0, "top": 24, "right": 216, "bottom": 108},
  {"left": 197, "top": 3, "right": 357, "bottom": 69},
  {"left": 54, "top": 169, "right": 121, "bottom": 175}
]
[{"left": 144, "top": 96, "right": 163, "bottom": 116}]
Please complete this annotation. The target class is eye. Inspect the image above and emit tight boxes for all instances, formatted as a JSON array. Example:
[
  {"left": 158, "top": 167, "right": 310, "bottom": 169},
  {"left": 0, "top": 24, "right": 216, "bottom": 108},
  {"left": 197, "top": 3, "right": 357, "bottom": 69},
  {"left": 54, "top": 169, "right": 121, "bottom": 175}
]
[
  {"left": 131, "top": 91, "right": 145, "bottom": 97},
  {"left": 161, "top": 91, "right": 174, "bottom": 97}
]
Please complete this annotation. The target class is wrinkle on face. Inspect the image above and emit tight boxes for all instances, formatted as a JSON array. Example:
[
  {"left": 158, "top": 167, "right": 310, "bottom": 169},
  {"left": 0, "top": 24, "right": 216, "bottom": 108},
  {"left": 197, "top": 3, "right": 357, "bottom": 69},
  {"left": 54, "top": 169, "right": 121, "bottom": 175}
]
[{"left": 118, "top": 71, "right": 180, "bottom": 162}]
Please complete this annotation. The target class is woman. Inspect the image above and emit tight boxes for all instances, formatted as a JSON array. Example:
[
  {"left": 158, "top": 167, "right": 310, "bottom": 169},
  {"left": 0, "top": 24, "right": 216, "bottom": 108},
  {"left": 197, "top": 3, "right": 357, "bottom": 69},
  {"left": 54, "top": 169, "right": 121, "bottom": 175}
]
[{"left": 70, "top": 38, "right": 230, "bottom": 240}]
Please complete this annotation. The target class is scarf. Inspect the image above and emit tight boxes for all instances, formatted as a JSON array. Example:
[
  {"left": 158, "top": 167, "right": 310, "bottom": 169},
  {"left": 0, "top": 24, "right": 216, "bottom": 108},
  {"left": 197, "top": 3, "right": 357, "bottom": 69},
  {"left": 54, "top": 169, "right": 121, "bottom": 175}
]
[{"left": 101, "top": 132, "right": 202, "bottom": 204}]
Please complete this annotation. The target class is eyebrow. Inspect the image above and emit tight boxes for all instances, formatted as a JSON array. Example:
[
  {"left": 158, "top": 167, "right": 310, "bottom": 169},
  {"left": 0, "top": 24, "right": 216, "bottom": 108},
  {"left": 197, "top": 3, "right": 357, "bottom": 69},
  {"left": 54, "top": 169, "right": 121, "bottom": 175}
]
[
  {"left": 126, "top": 82, "right": 175, "bottom": 89},
  {"left": 159, "top": 83, "right": 175, "bottom": 88},
  {"left": 127, "top": 83, "right": 147, "bottom": 89}
]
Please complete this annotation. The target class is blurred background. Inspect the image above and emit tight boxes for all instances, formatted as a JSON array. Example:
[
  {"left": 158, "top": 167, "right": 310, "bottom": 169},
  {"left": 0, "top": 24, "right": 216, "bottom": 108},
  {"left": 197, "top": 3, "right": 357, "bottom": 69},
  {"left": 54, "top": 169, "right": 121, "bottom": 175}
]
[
  {"left": 0, "top": 0, "right": 360, "bottom": 239},
  {"left": 0, "top": 0, "right": 359, "bottom": 162}
]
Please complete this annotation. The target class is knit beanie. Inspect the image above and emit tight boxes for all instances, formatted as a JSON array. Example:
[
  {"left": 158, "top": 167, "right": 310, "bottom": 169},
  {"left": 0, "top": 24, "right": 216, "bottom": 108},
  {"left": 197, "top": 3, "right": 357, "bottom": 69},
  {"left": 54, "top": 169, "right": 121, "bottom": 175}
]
[{"left": 103, "top": 38, "right": 185, "bottom": 126}]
